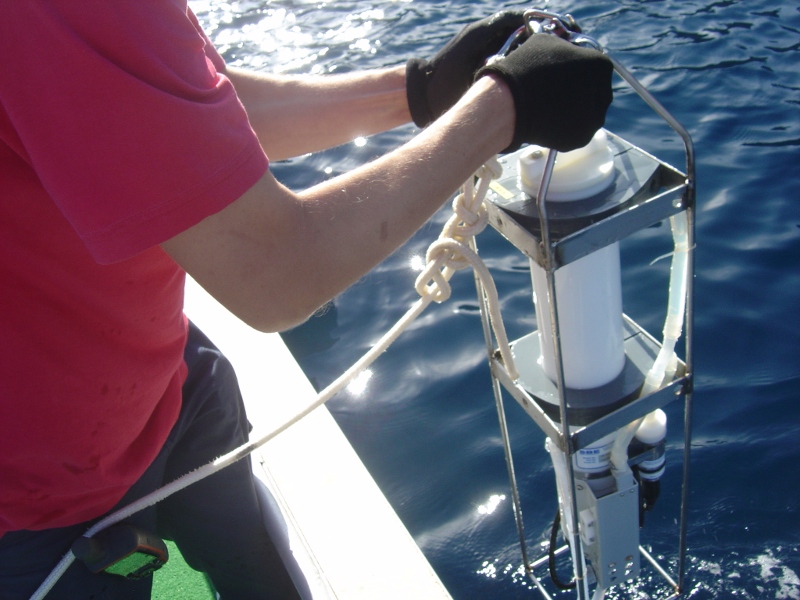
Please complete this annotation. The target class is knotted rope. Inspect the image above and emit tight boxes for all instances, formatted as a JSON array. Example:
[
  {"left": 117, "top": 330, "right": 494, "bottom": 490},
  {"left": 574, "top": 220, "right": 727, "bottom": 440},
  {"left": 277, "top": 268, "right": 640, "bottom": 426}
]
[
  {"left": 414, "top": 159, "right": 518, "bottom": 380},
  {"left": 30, "top": 159, "right": 518, "bottom": 600}
]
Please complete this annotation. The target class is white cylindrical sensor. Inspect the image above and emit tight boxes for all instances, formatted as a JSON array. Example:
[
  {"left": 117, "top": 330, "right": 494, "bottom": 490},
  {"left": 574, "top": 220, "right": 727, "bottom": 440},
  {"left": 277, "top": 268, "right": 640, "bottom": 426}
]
[
  {"left": 522, "top": 129, "right": 624, "bottom": 390},
  {"left": 531, "top": 244, "right": 625, "bottom": 389}
]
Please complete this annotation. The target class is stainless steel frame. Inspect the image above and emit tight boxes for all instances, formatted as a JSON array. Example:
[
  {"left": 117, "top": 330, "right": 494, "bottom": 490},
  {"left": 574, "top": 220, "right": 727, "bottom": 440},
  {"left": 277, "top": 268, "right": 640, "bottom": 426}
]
[{"left": 472, "top": 17, "right": 696, "bottom": 597}]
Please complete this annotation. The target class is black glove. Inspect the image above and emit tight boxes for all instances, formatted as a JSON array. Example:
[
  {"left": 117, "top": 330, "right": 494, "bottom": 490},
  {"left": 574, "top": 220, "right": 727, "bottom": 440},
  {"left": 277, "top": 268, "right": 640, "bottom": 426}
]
[
  {"left": 406, "top": 10, "right": 525, "bottom": 128},
  {"left": 477, "top": 34, "right": 614, "bottom": 153}
]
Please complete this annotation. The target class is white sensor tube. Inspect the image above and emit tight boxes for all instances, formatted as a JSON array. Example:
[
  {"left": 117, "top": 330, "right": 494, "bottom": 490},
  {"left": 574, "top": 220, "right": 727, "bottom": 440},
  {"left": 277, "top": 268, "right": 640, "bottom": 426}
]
[
  {"left": 531, "top": 243, "right": 625, "bottom": 389},
  {"left": 521, "top": 130, "right": 624, "bottom": 390}
]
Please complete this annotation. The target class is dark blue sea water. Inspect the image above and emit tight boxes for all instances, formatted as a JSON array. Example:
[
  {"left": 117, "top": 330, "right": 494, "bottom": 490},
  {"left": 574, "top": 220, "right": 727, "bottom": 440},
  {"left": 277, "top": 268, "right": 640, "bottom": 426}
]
[{"left": 194, "top": 1, "right": 800, "bottom": 597}]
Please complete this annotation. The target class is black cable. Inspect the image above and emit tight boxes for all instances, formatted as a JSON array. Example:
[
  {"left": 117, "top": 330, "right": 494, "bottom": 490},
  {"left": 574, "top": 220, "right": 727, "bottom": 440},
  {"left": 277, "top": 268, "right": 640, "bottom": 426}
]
[{"left": 549, "top": 507, "right": 576, "bottom": 590}]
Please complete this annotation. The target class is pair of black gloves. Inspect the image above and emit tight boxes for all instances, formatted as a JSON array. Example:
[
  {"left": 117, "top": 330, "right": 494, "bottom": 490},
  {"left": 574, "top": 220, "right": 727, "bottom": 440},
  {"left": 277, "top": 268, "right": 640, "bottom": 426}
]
[{"left": 406, "top": 11, "right": 613, "bottom": 153}]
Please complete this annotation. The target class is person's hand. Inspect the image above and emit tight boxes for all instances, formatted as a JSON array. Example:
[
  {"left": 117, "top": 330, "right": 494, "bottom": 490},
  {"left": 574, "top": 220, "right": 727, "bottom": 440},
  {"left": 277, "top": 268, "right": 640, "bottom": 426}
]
[
  {"left": 406, "top": 10, "right": 525, "bottom": 128},
  {"left": 477, "top": 34, "right": 614, "bottom": 153}
]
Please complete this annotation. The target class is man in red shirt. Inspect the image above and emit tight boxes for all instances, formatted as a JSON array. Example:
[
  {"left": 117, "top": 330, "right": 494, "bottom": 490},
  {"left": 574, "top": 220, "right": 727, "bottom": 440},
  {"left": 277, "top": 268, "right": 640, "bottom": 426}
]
[{"left": 0, "top": 2, "right": 612, "bottom": 598}]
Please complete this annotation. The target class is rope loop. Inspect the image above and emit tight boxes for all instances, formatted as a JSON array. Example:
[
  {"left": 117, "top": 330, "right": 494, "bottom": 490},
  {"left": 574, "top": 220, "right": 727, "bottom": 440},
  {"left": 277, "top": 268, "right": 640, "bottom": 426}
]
[
  {"left": 415, "top": 252, "right": 453, "bottom": 302},
  {"left": 449, "top": 196, "right": 488, "bottom": 240},
  {"left": 414, "top": 158, "right": 501, "bottom": 303}
]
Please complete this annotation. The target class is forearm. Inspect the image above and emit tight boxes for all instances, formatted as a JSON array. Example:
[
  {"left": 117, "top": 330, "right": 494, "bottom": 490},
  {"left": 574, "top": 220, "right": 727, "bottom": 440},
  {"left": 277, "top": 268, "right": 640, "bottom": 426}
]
[
  {"left": 163, "top": 76, "right": 513, "bottom": 332},
  {"left": 291, "top": 77, "right": 512, "bottom": 301},
  {"left": 226, "top": 66, "right": 411, "bottom": 161}
]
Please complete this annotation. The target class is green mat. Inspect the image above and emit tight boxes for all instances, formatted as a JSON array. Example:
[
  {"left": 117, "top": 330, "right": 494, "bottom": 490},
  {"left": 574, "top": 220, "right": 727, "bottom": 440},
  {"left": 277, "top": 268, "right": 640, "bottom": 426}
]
[{"left": 151, "top": 541, "right": 216, "bottom": 600}]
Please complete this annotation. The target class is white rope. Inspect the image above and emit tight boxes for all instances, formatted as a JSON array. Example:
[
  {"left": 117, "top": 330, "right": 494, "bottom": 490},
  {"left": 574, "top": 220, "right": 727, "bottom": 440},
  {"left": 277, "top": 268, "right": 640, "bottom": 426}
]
[
  {"left": 413, "top": 159, "right": 518, "bottom": 380},
  {"left": 29, "top": 158, "right": 518, "bottom": 600}
]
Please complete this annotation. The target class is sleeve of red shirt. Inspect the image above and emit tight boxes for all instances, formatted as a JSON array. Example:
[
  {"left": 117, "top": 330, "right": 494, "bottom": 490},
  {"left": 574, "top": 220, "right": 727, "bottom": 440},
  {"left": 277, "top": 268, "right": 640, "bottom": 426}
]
[{"left": 0, "top": 0, "right": 268, "bottom": 264}]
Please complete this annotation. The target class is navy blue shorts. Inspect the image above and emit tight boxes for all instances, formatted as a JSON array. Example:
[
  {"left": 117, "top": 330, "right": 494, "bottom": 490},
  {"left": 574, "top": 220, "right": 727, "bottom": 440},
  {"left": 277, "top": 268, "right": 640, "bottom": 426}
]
[{"left": 0, "top": 322, "right": 301, "bottom": 600}]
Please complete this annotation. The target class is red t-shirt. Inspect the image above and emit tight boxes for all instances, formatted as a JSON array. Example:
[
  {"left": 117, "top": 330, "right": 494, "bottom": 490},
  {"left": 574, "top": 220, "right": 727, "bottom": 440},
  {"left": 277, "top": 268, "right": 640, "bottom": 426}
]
[{"left": 0, "top": 1, "right": 268, "bottom": 535}]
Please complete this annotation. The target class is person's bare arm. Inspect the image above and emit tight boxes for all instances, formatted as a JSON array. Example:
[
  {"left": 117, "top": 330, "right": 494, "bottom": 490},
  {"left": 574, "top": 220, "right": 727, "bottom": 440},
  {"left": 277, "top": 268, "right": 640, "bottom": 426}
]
[
  {"left": 226, "top": 66, "right": 411, "bottom": 161},
  {"left": 163, "top": 32, "right": 614, "bottom": 332},
  {"left": 161, "top": 76, "right": 514, "bottom": 332},
  {"left": 223, "top": 8, "right": 528, "bottom": 160}
]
